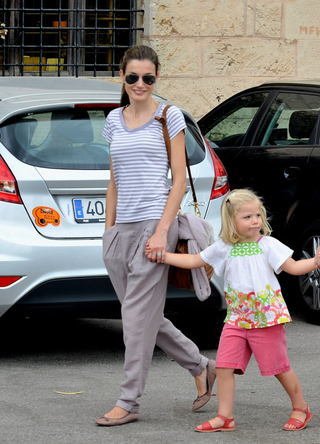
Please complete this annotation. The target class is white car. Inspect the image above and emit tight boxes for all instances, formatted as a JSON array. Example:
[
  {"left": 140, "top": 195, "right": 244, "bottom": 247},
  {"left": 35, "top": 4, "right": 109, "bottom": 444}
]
[{"left": 0, "top": 77, "right": 229, "bottom": 344}]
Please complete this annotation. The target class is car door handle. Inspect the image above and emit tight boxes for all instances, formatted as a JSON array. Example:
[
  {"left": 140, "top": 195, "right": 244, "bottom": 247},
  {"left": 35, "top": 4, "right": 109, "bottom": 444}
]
[{"left": 284, "top": 166, "right": 300, "bottom": 180}]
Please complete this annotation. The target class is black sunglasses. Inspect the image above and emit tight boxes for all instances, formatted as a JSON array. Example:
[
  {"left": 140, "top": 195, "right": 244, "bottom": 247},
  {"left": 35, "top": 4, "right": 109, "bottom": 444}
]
[{"left": 125, "top": 74, "right": 156, "bottom": 85}]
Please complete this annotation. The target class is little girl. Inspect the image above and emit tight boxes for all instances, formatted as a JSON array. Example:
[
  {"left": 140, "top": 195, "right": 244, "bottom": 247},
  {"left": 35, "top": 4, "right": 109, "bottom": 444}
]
[{"left": 146, "top": 189, "right": 320, "bottom": 432}]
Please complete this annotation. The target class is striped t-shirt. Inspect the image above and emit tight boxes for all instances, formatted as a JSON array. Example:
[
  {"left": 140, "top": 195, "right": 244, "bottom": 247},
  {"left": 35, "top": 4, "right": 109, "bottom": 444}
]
[{"left": 102, "top": 102, "right": 186, "bottom": 223}]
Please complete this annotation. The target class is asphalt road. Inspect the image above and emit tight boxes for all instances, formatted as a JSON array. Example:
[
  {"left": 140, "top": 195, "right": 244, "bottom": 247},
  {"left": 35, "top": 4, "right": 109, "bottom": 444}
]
[{"left": 1, "top": 312, "right": 320, "bottom": 444}]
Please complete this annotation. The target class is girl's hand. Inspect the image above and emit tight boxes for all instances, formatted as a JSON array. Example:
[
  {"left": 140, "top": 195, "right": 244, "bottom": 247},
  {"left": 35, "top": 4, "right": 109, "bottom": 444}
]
[
  {"left": 145, "top": 243, "right": 152, "bottom": 261},
  {"left": 315, "top": 245, "right": 320, "bottom": 269},
  {"left": 145, "top": 230, "right": 167, "bottom": 263}
]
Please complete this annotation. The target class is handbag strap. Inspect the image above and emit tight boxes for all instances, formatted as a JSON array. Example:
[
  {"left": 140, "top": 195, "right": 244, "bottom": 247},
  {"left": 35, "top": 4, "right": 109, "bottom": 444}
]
[{"left": 155, "top": 105, "right": 201, "bottom": 216}]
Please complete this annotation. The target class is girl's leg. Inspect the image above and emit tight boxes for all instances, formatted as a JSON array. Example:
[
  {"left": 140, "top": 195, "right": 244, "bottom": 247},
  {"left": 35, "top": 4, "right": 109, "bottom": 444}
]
[
  {"left": 195, "top": 325, "right": 252, "bottom": 431},
  {"left": 196, "top": 368, "right": 235, "bottom": 430},
  {"left": 275, "top": 370, "right": 309, "bottom": 428}
]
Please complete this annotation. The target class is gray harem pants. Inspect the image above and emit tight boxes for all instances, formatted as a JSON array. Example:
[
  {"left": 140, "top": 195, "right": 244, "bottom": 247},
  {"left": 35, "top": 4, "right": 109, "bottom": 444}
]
[{"left": 102, "top": 218, "right": 208, "bottom": 413}]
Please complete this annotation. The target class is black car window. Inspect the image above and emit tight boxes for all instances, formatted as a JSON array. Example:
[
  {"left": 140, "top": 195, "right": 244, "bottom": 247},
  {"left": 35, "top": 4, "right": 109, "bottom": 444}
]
[
  {"left": 254, "top": 92, "right": 320, "bottom": 146},
  {"left": 185, "top": 121, "right": 205, "bottom": 165},
  {"left": 200, "top": 93, "right": 268, "bottom": 148}
]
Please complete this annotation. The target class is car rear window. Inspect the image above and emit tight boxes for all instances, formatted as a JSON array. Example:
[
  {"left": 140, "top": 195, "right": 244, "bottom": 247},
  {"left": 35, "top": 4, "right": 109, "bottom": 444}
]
[
  {"left": 0, "top": 108, "right": 113, "bottom": 170},
  {"left": 0, "top": 107, "right": 204, "bottom": 169}
]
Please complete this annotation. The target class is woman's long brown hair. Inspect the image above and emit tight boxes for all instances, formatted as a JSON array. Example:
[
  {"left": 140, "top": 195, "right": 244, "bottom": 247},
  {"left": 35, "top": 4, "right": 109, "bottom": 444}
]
[{"left": 119, "top": 45, "right": 160, "bottom": 107}]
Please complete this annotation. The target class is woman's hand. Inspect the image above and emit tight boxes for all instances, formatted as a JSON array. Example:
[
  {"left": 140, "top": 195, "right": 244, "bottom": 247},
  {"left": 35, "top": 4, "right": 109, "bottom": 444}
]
[{"left": 146, "top": 229, "right": 168, "bottom": 263}]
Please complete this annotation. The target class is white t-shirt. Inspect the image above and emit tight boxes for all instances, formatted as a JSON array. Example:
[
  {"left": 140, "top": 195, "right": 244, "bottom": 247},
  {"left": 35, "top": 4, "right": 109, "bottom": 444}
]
[
  {"left": 200, "top": 236, "right": 293, "bottom": 329},
  {"left": 102, "top": 103, "right": 186, "bottom": 223}
]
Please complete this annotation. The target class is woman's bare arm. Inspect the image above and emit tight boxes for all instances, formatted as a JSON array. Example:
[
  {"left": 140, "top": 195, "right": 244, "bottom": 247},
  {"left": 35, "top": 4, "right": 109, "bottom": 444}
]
[
  {"left": 105, "top": 156, "right": 117, "bottom": 230},
  {"left": 146, "top": 130, "right": 187, "bottom": 262}
]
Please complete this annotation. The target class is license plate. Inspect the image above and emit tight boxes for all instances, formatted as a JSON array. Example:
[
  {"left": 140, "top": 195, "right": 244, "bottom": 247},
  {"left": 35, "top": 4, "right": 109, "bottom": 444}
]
[{"left": 73, "top": 198, "right": 105, "bottom": 223}]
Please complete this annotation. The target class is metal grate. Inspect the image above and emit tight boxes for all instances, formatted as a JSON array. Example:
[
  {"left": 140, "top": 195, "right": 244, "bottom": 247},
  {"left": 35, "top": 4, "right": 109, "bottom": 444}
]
[{"left": 0, "top": 0, "right": 144, "bottom": 76}]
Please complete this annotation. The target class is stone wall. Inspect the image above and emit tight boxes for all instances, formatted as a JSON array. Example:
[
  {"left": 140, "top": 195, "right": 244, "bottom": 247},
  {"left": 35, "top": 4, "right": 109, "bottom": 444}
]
[{"left": 141, "top": 0, "right": 320, "bottom": 119}]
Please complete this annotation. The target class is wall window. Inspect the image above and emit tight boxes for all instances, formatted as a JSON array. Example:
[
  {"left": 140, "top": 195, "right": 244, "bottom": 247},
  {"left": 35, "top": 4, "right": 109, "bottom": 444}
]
[{"left": 0, "top": 0, "right": 143, "bottom": 76}]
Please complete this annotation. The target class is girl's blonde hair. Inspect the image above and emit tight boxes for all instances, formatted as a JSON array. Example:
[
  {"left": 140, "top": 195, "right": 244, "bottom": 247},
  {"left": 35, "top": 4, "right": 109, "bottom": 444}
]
[{"left": 219, "top": 189, "right": 272, "bottom": 244}]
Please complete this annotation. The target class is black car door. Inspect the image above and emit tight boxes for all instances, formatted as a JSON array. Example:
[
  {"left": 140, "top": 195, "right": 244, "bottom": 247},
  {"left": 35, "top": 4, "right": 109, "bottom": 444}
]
[{"left": 199, "top": 89, "right": 320, "bottom": 238}]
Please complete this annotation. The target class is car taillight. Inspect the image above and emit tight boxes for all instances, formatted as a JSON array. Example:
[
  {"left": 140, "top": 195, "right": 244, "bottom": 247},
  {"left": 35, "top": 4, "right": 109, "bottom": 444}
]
[
  {"left": 0, "top": 276, "right": 22, "bottom": 287},
  {"left": 0, "top": 156, "right": 22, "bottom": 204},
  {"left": 203, "top": 137, "right": 230, "bottom": 200}
]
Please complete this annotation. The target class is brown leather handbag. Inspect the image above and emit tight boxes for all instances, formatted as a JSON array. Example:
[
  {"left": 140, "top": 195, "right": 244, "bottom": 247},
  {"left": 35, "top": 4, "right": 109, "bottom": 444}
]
[{"left": 155, "top": 105, "right": 214, "bottom": 292}]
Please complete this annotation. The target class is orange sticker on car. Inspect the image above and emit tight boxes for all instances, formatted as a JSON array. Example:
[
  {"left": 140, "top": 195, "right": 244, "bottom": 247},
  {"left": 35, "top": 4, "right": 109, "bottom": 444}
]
[{"left": 32, "top": 206, "right": 60, "bottom": 227}]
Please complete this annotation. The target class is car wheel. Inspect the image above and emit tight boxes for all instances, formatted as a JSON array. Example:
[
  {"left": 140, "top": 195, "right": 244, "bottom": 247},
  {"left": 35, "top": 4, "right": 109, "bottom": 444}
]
[{"left": 295, "top": 223, "right": 320, "bottom": 322}]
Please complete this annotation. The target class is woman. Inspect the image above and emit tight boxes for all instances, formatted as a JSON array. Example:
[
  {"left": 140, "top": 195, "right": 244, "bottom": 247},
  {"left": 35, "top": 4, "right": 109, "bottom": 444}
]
[{"left": 96, "top": 45, "right": 215, "bottom": 427}]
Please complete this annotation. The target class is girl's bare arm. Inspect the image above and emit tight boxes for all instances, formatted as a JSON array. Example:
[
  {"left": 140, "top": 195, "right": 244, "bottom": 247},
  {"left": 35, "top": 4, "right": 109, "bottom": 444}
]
[
  {"left": 281, "top": 254, "right": 320, "bottom": 275},
  {"left": 164, "top": 252, "right": 209, "bottom": 270}
]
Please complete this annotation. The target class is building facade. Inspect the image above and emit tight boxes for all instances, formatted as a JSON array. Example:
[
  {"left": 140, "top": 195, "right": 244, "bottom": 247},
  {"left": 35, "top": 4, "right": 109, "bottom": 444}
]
[
  {"left": 0, "top": 1, "right": 143, "bottom": 76},
  {"left": 143, "top": 0, "right": 320, "bottom": 118},
  {"left": 1, "top": 1, "right": 320, "bottom": 118}
]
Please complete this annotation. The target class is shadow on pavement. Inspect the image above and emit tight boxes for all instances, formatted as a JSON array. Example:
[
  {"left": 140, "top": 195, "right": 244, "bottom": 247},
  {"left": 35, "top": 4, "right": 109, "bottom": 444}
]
[{"left": 0, "top": 317, "right": 125, "bottom": 358}]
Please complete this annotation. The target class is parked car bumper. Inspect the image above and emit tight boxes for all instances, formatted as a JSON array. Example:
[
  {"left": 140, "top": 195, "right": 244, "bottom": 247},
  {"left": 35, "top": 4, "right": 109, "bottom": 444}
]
[{"left": 1, "top": 199, "right": 225, "bottom": 318}]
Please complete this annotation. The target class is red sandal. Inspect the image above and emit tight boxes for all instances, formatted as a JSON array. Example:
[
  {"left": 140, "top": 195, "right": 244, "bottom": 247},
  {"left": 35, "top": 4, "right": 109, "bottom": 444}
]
[
  {"left": 195, "top": 414, "right": 235, "bottom": 433},
  {"left": 282, "top": 404, "right": 313, "bottom": 431}
]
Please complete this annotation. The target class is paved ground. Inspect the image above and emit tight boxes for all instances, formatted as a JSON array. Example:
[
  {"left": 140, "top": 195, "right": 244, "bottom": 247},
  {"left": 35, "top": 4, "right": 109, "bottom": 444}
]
[{"left": 1, "top": 313, "right": 320, "bottom": 444}]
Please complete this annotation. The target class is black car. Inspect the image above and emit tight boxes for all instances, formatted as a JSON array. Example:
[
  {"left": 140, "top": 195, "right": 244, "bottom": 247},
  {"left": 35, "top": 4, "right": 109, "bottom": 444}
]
[{"left": 198, "top": 81, "right": 320, "bottom": 321}]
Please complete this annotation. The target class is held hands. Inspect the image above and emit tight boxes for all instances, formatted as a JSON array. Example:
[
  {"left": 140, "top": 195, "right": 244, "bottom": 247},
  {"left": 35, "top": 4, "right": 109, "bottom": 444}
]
[
  {"left": 145, "top": 242, "right": 165, "bottom": 263},
  {"left": 145, "top": 230, "right": 168, "bottom": 264}
]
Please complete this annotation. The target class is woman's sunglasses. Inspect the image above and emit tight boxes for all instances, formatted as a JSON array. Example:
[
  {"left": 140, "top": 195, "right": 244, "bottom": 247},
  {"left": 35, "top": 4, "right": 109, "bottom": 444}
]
[{"left": 125, "top": 74, "right": 156, "bottom": 85}]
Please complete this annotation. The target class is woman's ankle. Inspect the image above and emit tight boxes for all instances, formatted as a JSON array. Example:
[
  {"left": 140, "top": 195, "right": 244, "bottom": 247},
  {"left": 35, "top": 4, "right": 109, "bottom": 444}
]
[{"left": 104, "top": 406, "right": 129, "bottom": 418}]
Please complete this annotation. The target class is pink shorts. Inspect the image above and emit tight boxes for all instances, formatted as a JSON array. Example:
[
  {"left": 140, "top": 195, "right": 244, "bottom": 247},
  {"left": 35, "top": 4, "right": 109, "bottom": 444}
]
[{"left": 216, "top": 323, "right": 291, "bottom": 376}]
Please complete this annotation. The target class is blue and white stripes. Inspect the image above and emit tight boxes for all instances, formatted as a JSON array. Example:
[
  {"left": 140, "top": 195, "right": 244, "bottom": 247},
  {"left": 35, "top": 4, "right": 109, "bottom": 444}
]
[{"left": 102, "top": 103, "right": 186, "bottom": 223}]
